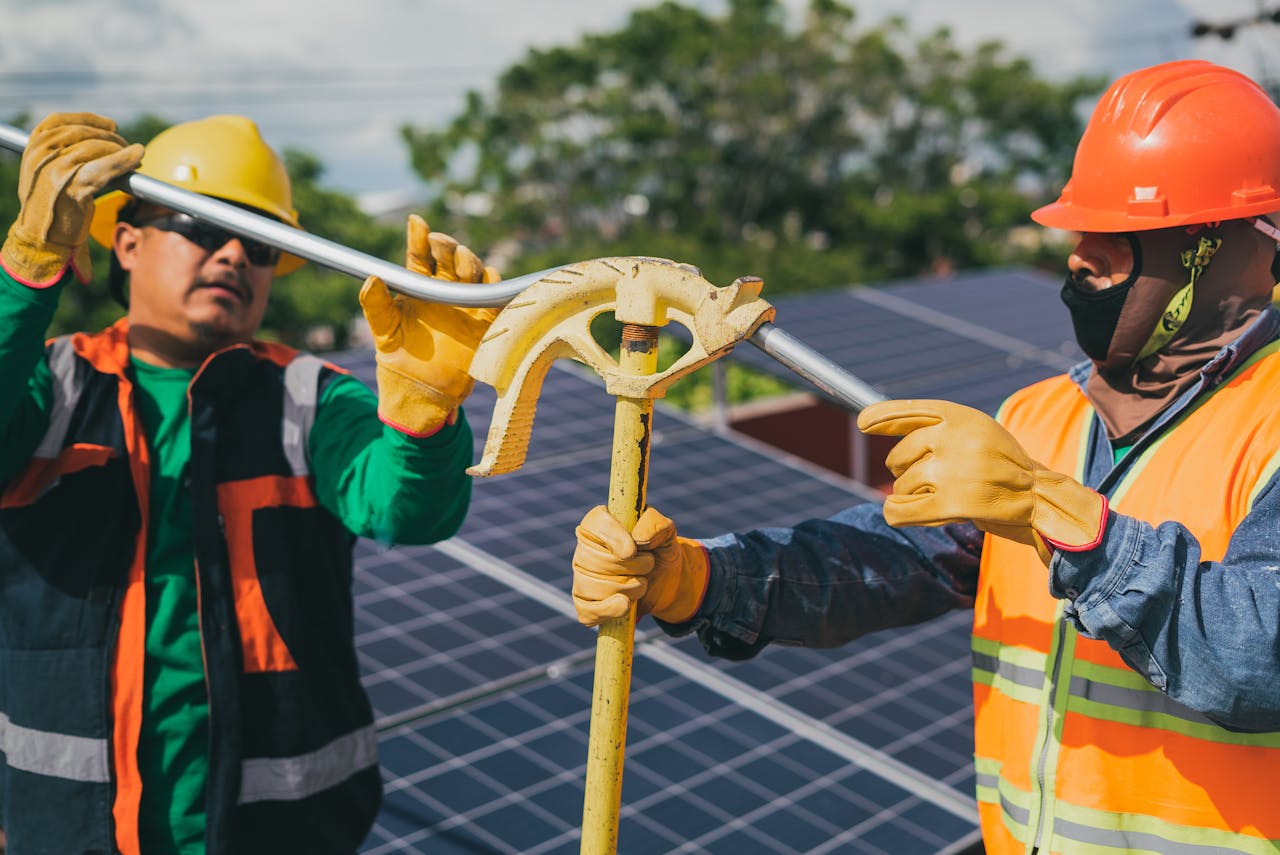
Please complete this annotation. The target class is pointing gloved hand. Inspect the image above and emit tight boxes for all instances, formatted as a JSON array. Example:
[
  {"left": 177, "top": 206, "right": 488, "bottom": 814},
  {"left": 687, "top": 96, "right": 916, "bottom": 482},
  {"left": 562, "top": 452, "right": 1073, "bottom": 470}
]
[
  {"left": 1, "top": 112, "right": 144, "bottom": 285},
  {"left": 572, "top": 505, "right": 710, "bottom": 626},
  {"left": 857, "top": 399, "right": 1107, "bottom": 564},
  {"left": 359, "top": 214, "right": 500, "bottom": 436}
]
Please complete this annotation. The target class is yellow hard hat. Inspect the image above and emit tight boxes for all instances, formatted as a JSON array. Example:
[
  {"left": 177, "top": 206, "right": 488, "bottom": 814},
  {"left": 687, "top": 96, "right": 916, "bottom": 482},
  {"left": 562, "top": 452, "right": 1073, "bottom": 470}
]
[{"left": 90, "top": 114, "right": 305, "bottom": 275}]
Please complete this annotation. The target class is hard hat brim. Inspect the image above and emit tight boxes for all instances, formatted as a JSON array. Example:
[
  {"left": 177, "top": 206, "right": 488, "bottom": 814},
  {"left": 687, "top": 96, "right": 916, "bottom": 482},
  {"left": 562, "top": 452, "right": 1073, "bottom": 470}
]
[{"left": 1032, "top": 197, "right": 1280, "bottom": 234}]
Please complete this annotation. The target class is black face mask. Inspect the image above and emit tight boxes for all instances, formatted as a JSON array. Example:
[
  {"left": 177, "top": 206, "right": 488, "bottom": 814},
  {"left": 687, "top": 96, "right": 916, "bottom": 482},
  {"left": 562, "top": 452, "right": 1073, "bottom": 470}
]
[{"left": 1059, "top": 233, "right": 1143, "bottom": 363}]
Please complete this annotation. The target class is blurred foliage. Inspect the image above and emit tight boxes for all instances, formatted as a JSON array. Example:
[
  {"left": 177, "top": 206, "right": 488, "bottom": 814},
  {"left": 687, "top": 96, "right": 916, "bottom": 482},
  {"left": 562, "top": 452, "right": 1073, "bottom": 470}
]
[
  {"left": 403, "top": 0, "right": 1106, "bottom": 294},
  {"left": 266, "top": 149, "right": 401, "bottom": 349},
  {"left": 0, "top": 113, "right": 402, "bottom": 350},
  {"left": 655, "top": 333, "right": 794, "bottom": 410}
]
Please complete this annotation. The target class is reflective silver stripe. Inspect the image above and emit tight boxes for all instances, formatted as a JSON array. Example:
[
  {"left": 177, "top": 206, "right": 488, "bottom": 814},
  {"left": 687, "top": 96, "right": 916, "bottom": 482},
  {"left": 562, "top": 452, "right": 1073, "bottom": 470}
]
[
  {"left": 1070, "top": 674, "right": 1219, "bottom": 727},
  {"left": 239, "top": 725, "right": 377, "bottom": 804},
  {"left": 972, "top": 649, "right": 1045, "bottom": 691},
  {"left": 281, "top": 354, "right": 323, "bottom": 477},
  {"left": 1052, "top": 815, "right": 1264, "bottom": 855},
  {"left": 34, "top": 337, "right": 84, "bottom": 458},
  {"left": 0, "top": 712, "right": 109, "bottom": 783},
  {"left": 974, "top": 770, "right": 998, "bottom": 791},
  {"left": 993, "top": 783, "right": 1030, "bottom": 833}
]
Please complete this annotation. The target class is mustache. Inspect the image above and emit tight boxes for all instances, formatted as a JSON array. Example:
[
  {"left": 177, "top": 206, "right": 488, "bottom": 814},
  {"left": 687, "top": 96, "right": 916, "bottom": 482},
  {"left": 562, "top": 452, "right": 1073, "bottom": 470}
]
[{"left": 190, "top": 271, "right": 251, "bottom": 303}]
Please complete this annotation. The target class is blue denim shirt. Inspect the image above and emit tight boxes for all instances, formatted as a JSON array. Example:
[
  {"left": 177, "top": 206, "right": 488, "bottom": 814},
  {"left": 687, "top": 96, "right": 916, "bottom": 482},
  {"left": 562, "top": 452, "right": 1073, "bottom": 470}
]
[{"left": 667, "top": 307, "right": 1280, "bottom": 731}]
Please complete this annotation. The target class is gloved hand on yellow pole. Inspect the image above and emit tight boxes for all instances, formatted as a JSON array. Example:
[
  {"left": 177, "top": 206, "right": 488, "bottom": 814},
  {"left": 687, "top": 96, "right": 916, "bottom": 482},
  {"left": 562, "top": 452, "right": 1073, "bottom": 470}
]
[{"left": 572, "top": 505, "right": 709, "bottom": 626}]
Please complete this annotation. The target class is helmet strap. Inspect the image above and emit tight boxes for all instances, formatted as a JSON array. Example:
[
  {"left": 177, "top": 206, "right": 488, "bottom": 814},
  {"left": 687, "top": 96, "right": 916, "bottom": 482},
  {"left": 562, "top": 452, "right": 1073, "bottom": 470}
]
[{"left": 1134, "top": 233, "right": 1220, "bottom": 362}]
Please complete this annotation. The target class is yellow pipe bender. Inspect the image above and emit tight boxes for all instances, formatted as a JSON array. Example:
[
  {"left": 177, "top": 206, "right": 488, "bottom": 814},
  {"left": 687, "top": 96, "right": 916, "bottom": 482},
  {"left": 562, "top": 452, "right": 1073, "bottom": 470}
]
[{"left": 467, "top": 257, "right": 774, "bottom": 853}]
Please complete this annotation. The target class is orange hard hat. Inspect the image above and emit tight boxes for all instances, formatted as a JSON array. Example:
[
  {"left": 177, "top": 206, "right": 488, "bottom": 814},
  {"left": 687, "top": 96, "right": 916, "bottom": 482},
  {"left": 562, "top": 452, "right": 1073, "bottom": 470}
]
[{"left": 1032, "top": 60, "right": 1280, "bottom": 233}]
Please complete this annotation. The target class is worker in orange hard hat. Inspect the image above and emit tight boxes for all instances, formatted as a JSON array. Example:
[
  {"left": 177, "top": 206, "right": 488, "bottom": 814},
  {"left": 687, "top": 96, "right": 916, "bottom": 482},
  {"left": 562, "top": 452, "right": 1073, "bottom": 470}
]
[
  {"left": 569, "top": 60, "right": 1280, "bottom": 853},
  {"left": 0, "top": 112, "right": 499, "bottom": 853}
]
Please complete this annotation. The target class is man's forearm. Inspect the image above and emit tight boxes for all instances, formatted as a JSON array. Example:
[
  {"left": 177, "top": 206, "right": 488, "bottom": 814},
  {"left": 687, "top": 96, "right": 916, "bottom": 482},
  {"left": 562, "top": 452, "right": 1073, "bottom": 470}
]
[
  {"left": 664, "top": 504, "right": 982, "bottom": 660},
  {"left": 0, "top": 267, "right": 62, "bottom": 480}
]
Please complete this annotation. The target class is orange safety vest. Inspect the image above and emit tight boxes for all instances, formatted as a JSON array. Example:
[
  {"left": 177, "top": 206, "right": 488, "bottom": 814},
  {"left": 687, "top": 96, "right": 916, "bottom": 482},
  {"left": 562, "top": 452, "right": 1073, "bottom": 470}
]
[
  {"left": 974, "top": 342, "right": 1280, "bottom": 855},
  {"left": 0, "top": 322, "right": 381, "bottom": 855}
]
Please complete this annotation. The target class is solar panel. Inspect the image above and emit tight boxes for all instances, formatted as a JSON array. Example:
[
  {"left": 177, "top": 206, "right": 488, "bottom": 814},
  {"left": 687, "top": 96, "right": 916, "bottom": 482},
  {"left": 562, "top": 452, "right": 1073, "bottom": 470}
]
[{"left": 328, "top": 350, "right": 982, "bottom": 854}]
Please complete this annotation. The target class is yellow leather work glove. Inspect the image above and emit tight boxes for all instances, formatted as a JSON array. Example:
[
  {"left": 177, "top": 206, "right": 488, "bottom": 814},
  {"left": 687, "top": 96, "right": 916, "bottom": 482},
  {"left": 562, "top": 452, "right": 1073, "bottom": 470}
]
[
  {"left": 1, "top": 112, "right": 143, "bottom": 285},
  {"left": 857, "top": 399, "right": 1107, "bottom": 565},
  {"left": 359, "top": 214, "right": 500, "bottom": 436},
  {"left": 572, "top": 505, "right": 710, "bottom": 626}
]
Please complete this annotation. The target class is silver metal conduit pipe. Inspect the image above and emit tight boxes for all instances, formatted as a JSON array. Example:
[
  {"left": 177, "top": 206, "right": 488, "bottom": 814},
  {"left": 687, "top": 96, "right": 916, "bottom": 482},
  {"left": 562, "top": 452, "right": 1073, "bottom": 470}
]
[{"left": 0, "top": 122, "right": 885, "bottom": 412}]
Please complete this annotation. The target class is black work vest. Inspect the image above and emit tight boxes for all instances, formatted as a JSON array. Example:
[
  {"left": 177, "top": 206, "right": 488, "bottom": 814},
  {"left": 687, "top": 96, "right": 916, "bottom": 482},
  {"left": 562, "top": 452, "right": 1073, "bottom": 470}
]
[{"left": 0, "top": 322, "right": 379, "bottom": 855}]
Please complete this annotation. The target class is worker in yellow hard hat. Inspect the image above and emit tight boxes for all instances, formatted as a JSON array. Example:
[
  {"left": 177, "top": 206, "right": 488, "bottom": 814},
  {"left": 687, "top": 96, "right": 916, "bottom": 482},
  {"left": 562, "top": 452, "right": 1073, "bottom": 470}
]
[
  {"left": 571, "top": 60, "right": 1280, "bottom": 853},
  {"left": 0, "top": 112, "right": 498, "bottom": 853}
]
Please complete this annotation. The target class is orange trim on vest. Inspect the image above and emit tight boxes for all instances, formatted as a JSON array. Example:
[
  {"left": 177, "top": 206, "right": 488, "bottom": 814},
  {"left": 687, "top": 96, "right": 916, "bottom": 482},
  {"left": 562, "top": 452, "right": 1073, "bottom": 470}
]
[
  {"left": 0, "top": 443, "right": 117, "bottom": 509},
  {"left": 215, "top": 476, "right": 317, "bottom": 673},
  {"left": 109, "top": 369, "right": 148, "bottom": 855},
  {"left": 974, "top": 357, "right": 1280, "bottom": 850},
  {"left": 71, "top": 318, "right": 132, "bottom": 376},
  {"left": 250, "top": 339, "right": 302, "bottom": 369},
  {"left": 249, "top": 340, "right": 350, "bottom": 378}
]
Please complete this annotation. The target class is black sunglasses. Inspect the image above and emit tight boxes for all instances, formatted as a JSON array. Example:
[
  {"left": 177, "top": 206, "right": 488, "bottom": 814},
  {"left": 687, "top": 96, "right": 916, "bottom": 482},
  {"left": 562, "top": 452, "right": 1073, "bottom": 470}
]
[{"left": 135, "top": 213, "right": 281, "bottom": 268}]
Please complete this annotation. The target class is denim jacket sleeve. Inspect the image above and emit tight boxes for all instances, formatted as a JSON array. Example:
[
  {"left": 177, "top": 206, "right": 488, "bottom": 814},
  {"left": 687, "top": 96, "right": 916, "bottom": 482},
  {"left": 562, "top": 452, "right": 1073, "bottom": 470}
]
[
  {"left": 1050, "top": 472, "right": 1280, "bottom": 731},
  {"left": 657, "top": 501, "right": 982, "bottom": 661}
]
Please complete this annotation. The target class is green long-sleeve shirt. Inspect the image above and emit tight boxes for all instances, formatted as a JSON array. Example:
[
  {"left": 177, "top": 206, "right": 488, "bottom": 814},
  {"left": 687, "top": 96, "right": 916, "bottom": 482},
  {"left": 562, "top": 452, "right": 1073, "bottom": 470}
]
[{"left": 0, "top": 269, "right": 475, "bottom": 854}]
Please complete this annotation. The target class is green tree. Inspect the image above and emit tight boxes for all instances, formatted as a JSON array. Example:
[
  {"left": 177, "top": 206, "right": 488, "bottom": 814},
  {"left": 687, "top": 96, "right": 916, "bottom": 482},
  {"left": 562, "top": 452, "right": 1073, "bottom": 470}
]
[
  {"left": 403, "top": 0, "right": 1104, "bottom": 292},
  {"left": 1, "top": 112, "right": 399, "bottom": 350}
]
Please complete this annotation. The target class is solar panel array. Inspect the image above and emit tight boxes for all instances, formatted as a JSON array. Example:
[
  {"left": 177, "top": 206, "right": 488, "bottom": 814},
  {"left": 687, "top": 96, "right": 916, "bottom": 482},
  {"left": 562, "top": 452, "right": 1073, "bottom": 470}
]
[{"left": 332, "top": 340, "right": 986, "bottom": 853}]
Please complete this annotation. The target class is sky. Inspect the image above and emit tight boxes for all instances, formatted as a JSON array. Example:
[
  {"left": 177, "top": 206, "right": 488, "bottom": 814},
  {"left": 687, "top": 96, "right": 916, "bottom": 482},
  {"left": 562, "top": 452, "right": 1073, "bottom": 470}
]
[{"left": 2, "top": 0, "right": 1276, "bottom": 208}]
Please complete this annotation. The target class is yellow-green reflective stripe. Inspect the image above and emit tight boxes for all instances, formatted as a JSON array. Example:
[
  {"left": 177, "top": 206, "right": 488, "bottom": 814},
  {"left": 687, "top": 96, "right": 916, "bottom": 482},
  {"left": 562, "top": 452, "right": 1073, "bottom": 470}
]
[
  {"left": 1071, "top": 658, "right": 1215, "bottom": 727},
  {"left": 1029, "top": 615, "right": 1075, "bottom": 850},
  {"left": 1247, "top": 447, "right": 1280, "bottom": 512},
  {"left": 1068, "top": 659, "right": 1280, "bottom": 746},
  {"left": 973, "top": 651, "right": 1043, "bottom": 693},
  {"left": 971, "top": 637, "right": 1047, "bottom": 673},
  {"left": 1068, "top": 694, "right": 1280, "bottom": 747},
  {"left": 1048, "top": 795, "right": 1280, "bottom": 855},
  {"left": 972, "top": 640, "right": 1048, "bottom": 705},
  {"left": 974, "top": 762, "right": 1033, "bottom": 846},
  {"left": 977, "top": 757, "right": 1279, "bottom": 855},
  {"left": 1071, "top": 406, "right": 1091, "bottom": 482}
]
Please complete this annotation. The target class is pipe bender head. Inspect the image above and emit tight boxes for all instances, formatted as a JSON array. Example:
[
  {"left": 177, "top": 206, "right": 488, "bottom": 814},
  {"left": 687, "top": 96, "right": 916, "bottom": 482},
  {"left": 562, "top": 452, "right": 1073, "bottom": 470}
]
[{"left": 467, "top": 257, "right": 774, "bottom": 476}]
